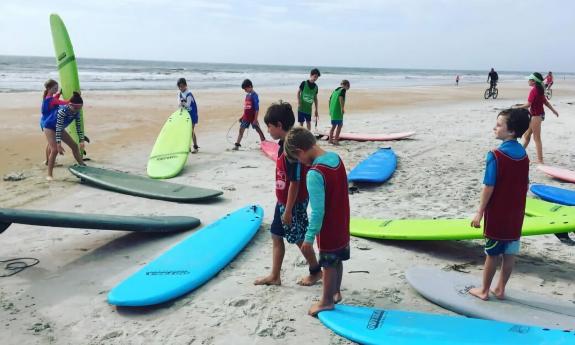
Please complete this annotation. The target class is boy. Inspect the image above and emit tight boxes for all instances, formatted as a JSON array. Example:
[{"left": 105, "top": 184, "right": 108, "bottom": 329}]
[
  {"left": 233, "top": 79, "right": 266, "bottom": 150},
  {"left": 328, "top": 80, "right": 350, "bottom": 145},
  {"left": 177, "top": 78, "right": 199, "bottom": 153},
  {"left": 469, "top": 108, "right": 531, "bottom": 301},
  {"left": 297, "top": 69, "right": 320, "bottom": 130},
  {"left": 283, "top": 127, "right": 350, "bottom": 316},
  {"left": 254, "top": 102, "right": 321, "bottom": 287}
]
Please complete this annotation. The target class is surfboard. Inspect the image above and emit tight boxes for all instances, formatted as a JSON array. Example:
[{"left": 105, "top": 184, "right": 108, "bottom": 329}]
[
  {"left": 108, "top": 205, "right": 263, "bottom": 306},
  {"left": 406, "top": 266, "right": 575, "bottom": 330},
  {"left": 69, "top": 165, "right": 222, "bottom": 202},
  {"left": 538, "top": 165, "right": 575, "bottom": 183},
  {"left": 321, "top": 131, "right": 415, "bottom": 141},
  {"left": 147, "top": 108, "right": 192, "bottom": 179},
  {"left": 0, "top": 208, "right": 200, "bottom": 234},
  {"left": 531, "top": 184, "right": 575, "bottom": 206},
  {"left": 49, "top": 14, "right": 85, "bottom": 145},
  {"left": 525, "top": 197, "right": 575, "bottom": 218},
  {"left": 261, "top": 140, "right": 279, "bottom": 161},
  {"left": 319, "top": 304, "right": 574, "bottom": 345},
  {"left": 348, "top": 148, "right": 396, "bottom": 183},
  {"left": 350, "top": 216, "right": 574, "bottom": 240}
]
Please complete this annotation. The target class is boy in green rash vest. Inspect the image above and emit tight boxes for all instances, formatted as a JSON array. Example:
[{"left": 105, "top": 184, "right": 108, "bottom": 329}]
[
  {"left": 297, "top": 68, "right": 321, "bottom": 130},
  {"left": 328, "top": 80, "right": 350, "bottom": 145}
]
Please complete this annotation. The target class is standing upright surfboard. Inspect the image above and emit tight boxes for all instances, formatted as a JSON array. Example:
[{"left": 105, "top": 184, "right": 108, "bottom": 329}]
[
  {"left": 147, "top": 108, "right": 192, "bottom": 179},
  {"left": 49, "top": 14, "right": 85, "bottom": 144}
]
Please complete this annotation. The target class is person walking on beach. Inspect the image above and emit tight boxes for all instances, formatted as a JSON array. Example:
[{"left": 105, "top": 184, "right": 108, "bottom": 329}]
[
  {"left": 233, "top": 79, "right": 266, "bottom": 150},
  {"left": 284, "top": 127, "right": 350, "bottom": 316},
  {"left": 456, "top": 75, "right": 460, "bottom": 86},
  {"left": 297, "top": 69, "right": 320, "bottom": 130},
  {"left": 516, "top": 73, "right": 559, "bottom": 164},
  {"left": 43, "top": 92, "right": 86, "bottom": 180},
  {"left": 469, "top": 108, "right": 530, "bottom": 301},
  {"left": 254, "top": 102, "right": 321, "bottom": 287},
  {"left": 41, "top": 79, "right": 69, "bottom": 165},
  {"left": 177, "top": 78, "right": 199, "bottom": 153},
  {"left": 328, "top": 80, "right": 350, "bottom": 145},
  {"left": 487, "top": 68, "right": 498, "bottom": 91}
]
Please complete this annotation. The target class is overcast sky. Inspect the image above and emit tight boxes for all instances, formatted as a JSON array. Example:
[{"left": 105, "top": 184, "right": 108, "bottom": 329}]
[{"left": 1, "top": 0, "right": 574, "bottom": 71}]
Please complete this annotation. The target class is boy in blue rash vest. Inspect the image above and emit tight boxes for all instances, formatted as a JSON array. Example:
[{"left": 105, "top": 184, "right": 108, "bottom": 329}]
[
  {"left": 284, "top": 127, "right": 351, "bottom": 316},
  {"left": 254, "top": 101, "right": 322, "bottom": 287},
  {"left": 297, "top": 69, "right": 320, "bottom": 130},
  {"left": 233, "top": 79, "right": 266, "bottom": 150},
  {"left": 42, "top": 92, "right": 86, "bottom": 180},
  {"left": 328, "top": 80, "right": 350, "bottom": 145},
  {"left": 177, "top": 78, "right": 199, "bottom": 153},
  {"left": 469, "top": 108, "right": 530, "bottom": 301}
]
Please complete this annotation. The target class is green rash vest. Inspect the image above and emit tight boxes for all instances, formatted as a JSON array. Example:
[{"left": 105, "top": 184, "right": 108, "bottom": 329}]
[
  {"left": 298, "top": 81, "right": 318, "bottom": 115},
  {"left": 329, "top": 87, "right": 345, "bottom": 120}
]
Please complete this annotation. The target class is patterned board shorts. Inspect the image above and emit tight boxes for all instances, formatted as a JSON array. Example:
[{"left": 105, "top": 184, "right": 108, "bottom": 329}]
[
  {"left": 270, "top": 201, "right": 309, "bottom": 244},
  {"left": 484, "top": 239, "right": 520, "bottom": 256}
]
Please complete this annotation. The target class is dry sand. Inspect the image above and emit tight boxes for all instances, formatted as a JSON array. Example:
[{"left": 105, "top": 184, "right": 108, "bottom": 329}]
[{"left": 1, "top": 81, "right": 574, "bottom": 344}]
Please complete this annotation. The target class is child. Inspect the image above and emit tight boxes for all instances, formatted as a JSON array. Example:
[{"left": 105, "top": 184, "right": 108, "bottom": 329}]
[
  {"left": 41, "top": 79, "right": 69, "bottom": 164},
  {"left": 469, "top": 108, "right": 531, "bottom": 301},
  {"left": 177, "top": 78, "right": 199, "bottom": 153},
  {"left": 233, "top": 79, "right": 266, "bottom": 150},
  {"left": 42, "top": 92, "right": 86, "bottom": 180},
  {"left": 254, "top": 101, "right": 321, "bottom": 287},
  {"left": 328, "top": 80, "right": 350, "bottom": 145},
  {"left": 297, "top": 69, "right": 320, "bottom": 130},
  {"left": 456, "top": 75, "right": 460, "bottom": 86},
  {"left": 283, "top": 127, "right": 350, "bottom": 316}
]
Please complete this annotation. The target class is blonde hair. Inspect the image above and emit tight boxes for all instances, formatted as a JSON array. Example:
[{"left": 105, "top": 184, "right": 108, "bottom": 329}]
[{"left": 283, "top": 127, "right": 316, "bottom": 161}]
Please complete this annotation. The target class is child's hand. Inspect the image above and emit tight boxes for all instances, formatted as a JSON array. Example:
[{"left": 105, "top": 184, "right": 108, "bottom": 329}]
[
  {"left": 553, "top": 110, "right": 559, "bottom": 117},
  {"left": 314, "top": 109, "right": 319, "bottom": 118},
  {"left": 57, "top": 144, "right": 65, "bottom": 155},
  {"left": 282, "top": 210, "right": 292, "bottom": 226},
  {"left": 470, "top": 212, "right": 482, "bottom": 228}
]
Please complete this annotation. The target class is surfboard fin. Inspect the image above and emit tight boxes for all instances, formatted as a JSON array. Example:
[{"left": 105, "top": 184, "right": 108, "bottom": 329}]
[{"left": 0, "top": 222, "right": 11, "bottom": 234}]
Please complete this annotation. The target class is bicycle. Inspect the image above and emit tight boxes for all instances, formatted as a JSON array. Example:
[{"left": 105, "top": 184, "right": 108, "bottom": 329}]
[
  {"left": 484, "top": 83, "right": 498, "bottom": 99},
  {"left": 545, "top": 85, "right": 552, "bottom": 100}
]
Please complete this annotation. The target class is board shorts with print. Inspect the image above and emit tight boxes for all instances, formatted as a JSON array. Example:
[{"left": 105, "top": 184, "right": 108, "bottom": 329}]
[
  {"left": 240, "top": 119, "right": 260, "bottom": 129},
  {"left": 270, "top": 200, "right": 309, "bottom": 244}
]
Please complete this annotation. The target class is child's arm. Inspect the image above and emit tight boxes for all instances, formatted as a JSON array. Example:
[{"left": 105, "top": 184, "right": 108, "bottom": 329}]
[
  {"left": 471, "top": 185, "right": 494, "bottom": 228},
  {"left": 301, "top": 170, "right": 325, "bottom": 253},
  {"left": 252, "top": 94, "right": 260, "bottom": 123},
  {"left": 543, "top": 99, "right": 559, "bottom": 117},
  {"left": 281, "top": 181, "right": 299, "bottom": 225},
  {"left": 297, "top": 89, "right": 302, "bottom": 109},
  {"left": 314, "top": 94, "right": 319, "bottom": 118},
  {"left": 339, "top": 95, "right": 345, "bottom": 115}
]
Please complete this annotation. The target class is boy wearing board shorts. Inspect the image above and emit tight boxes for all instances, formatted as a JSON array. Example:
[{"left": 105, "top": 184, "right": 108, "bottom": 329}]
[
  {"left": 284, "top": 127, "right": 350, "bottom": 316},
  {"left": 469, "top": 108, "right": 530, "bottom": 301},
  {"left": 297, "top": 69, "right": 320, "bottom": 130},
  {"left": 233, "top": 79, "right": 266, "bottom": 150},
  {"left": 177, "top": 78, "right": 199, "bottom": 153},
  {"left": 328, "top": 80, "right": 350, "bottom": 145},
  {"left": 254, "top": 102, "right": 321, "bottom": 287}
]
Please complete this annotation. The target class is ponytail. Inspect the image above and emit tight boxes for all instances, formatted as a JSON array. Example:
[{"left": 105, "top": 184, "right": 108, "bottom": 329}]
[{"left": 532, "top": 72, "right": 545, "bottom": 95}]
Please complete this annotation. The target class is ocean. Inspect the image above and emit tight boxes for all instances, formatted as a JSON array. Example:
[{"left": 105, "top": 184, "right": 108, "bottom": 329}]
[{"left": 1, "top": 55, "right": 571, "bottom": 92}]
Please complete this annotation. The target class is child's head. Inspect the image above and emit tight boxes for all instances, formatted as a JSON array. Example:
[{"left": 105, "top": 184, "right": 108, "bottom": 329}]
[
  {"left": 341, "top": 79, "right": 350, "bottom": 90},
  {"left": 69, "top": 92, "right": 84, "bottom": 112},
  {"left": 309, "top": 68, "right": 321, "bottom": 82},
  {"left": 528, "top": 72, "right": 544, "bottom": 93},
  {"left": 43, "top": 79, "right": 58, "bottom": 98},
  {"left": 264, "top": 101, "right": 295, "bottom": 140},
  {"left": 495, "top": 108, "right": 530, "bottom": 140},
  {"left": 241, "top": 79, "right": 253, "bottom": 93},
  {"left": 177, "top": 78, "right": 188, "bottom": 92},
  {"left": 284, "top": 127, "right": 318, "bottom": 166}
]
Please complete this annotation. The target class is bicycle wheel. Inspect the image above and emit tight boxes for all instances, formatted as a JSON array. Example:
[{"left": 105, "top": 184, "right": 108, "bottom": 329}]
[
  {"left": 493, "top": 88, "right": 498, "bottom": 99},
  {"left": 484, "top": 88, "right": 491, "bottom": 99},
  {"left": 546, "top": 89, "right": 552, "bottom": 100}
]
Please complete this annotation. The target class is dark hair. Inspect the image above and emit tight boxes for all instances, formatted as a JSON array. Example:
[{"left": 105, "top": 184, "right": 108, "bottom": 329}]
[
  {"left": 341, "top": 80, "right": 350, "bottom": 87},
  {"left": 310, "top": 68, "right": 321, "bottom": 77},
  {"left": 498, "top": 108, "right": 530, "bottom": 138},
  {"left": 43, "top": 79, "right": 58, "bottom": 99},
  {"left": 241, "top": 79, "right": 253, "bottom": 89},
  {"left": 284, "top": 127, "right": 317, "bottom": 161},
  {"left": 69, "top": 92, "right": 83, "bottom": 105},
  {"left": 532, "top": 72, "right": 544, "bottom": 95},
  {"left": 177, "top": 78, "right": 187, "bottom": 87},
  {"left": 264, "top": 101, "right": 295, "bottom": 131}
]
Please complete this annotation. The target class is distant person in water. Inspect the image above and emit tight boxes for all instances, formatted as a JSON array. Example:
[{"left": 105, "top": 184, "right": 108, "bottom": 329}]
[
  {"left": 297, "top": 69, "right": 320, "bottom": 130},
  {"left": 469, "top": 108, "right": 530, "bottom": 301},
  {"left": 456, "top": 75, "right": 460, "bottom": 86},
  {"left": 177, "top": 78, "right": 199, "bottom": 153},
  {"left": 328, "top": 80, "right": 350, "bottom": 145},
  {"left": 233, "top": 79, "right": 266, "bottom": 150},
  {"left": 42, "top": 92, "right": 86, "bottom": 180},
  {"left": 41, "top": 79, "right": 69, "bottom": 165}
]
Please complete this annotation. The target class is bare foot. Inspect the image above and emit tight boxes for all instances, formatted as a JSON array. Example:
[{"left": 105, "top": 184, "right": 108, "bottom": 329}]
[
  {"left": 333, "top": 292, "right": 342, "bottom": 304},
  {"left": 308, "top": 301, "right": 334, "bottom": 317},
  {"left": 328, "top": 139, "right": 334, "bottom": 145},
  {"left": 46, "top": 176, "right": 54, "bottom": 181},
  {"left": 297, "top": 272, "right": 322, "bottom": 286},
  {"left": 490, "top": 288, "right": 505, "bottom": 300},
  {"left": 254, "top": 275, "right": 281, "bottom": 286},
  {"left": 469, "top": 287, "right": 489, "bottom": 301}
]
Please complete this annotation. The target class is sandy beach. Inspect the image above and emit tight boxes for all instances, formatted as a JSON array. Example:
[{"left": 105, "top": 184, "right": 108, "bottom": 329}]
[{"left": 1, "top": 81, "right": 575, "bottom": 344}]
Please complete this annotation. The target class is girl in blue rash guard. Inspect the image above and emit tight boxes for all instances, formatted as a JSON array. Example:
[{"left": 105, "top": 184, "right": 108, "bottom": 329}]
[
  {"left": 41, "top": 79, "right": 69, "bottom": 165},
  {"left": 42, "top": 92, "right": 86, "bottom": 181}
]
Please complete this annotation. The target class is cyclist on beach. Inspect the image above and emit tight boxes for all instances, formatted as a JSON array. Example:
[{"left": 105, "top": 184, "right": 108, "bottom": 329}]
[
  {"left": 487, "top": 68, "right": 499, "bottom": 91},
  {"left": 544, "top": 72, "right": 554, "bottom": 91}
]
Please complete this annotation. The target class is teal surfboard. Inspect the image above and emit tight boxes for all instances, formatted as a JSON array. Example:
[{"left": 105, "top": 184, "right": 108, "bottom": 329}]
[
  {"left": 319, "top": 304, "right": 574, "bottom": 345},
  {"left": 108, "top": 205, "right": 263, "bottom": 306}
]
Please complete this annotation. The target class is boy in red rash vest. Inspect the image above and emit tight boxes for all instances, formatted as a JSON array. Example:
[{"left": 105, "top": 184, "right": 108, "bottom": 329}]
[
  {"left": 469, "top": 108, "right": 531, "bottom": 301},
  {"left": 233, "top": 79, "right": 266, "bottom": 150},
  {"left": 284, "top": 127, "right": 350, "bottom": 316}
]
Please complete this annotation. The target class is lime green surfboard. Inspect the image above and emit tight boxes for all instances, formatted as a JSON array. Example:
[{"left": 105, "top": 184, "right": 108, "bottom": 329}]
[
  {"left": 525, "top": 197, "right": 575, "bottom": 218},
  {"left": 49, "top": 14, "right": 85, "bottom": 144},
  {"left": 147, "top": 108, "right": 192, "bottom": 179},
  {"left": 350, "top": 216, "right": 574, "bottom": 240}
]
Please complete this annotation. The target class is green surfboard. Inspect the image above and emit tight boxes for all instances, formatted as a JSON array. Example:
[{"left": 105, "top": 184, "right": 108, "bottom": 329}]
[
  {"left": 49, "top": 14, "right": 85, "bottom": 144},
  {"left": 525, "top": 197, "right": 575, "bottom": 218},
  {"left": 350, "top": 216, "right": 574, "bottom": 240},
  {"left": 147, "top": 108, "right": 192, "bottom": 179}
]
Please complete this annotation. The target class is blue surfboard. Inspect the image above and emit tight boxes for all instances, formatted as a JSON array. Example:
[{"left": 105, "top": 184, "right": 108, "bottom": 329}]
[
  {"left": 531, "top": 184, "right": 575, "bottom": 206},
  {"left": 348, "top": 148, "right": 397, "bottom": 183},
  {"left": 318, "top": 304, "right": 574, "bottom": 345},
  {"left": 108, "top": 205, "right": 263, "bottom": 306}
]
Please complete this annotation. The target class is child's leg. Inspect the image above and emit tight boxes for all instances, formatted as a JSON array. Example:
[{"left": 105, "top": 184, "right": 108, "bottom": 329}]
[
  {"left": 530, "top": 117, "right": 543, "bottom": 163},
  {"left": 334, "top": 124, "right": 343, "bottom": 142},
  {"left": 333, "top": 261, "right": 343, "bottom": 303},
  {"left": 45, "top": 144, "right": 50, "bottom": 165},
  {"left": 44, "top": 129, "right": 58, "bottom": 179},
  {"left": 254, "top": 124, "right": 266, "bottom": 141},
  {"left": 308, "top": 266, "right": 337, "bottom": 316},
  {"left": 328, "top": 124, "right": 336, "bottom": 143},
  {"left": 522, "top": 127, "right": 532, "bottom": 149},
  {"left": 254, "top": 234, "right": 285, "bottom": 286},
  {"left": 492, "top": 254, "right": 515, "bottom": 299},
  {"left": 296, "top": 242, "right": 321, "bottom": 286},
  {"left": 469, "top": 254, "right": 498, "bottom": 301},
  {"left": 305, "top": 120, "right": 311, "bottom": 130},
  {"left": 235, "top": 127, "right": 246, "bottom": 147},
  {"left": 191, "top": 124, "right": 198, "bottom": 153},
  {"left": 60, "top": 131, "right": 84, "bottom": 165}
]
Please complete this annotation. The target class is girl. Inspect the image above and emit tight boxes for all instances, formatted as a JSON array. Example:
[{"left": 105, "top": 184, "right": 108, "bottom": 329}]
[
  {"left": 517, "top": 72, "right": 559, "bottom": 164},
  {"left": 43, "top": 92, "right": 86, "bottom": 180},
  {"left": 41, "top": 79, "right": 69, "bottom": 165}
]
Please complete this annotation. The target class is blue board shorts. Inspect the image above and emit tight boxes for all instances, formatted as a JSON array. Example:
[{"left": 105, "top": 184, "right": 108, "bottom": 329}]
[
  {"left": 270, "top": 201, "right": 309, "bottom": 244},
  {"left": 319, "top": 245, "right": 350, "bottom": 268},
  {"left": 240, "top": 119, "right": 260, "bottom": 129},
  {"left": 298, "top": 111, "right": 311, "bottom": 123},
  {"left": 484, "top": 239, "right": 520, "bottom": 256},
  {"left": 331, "top": 120, "right": 343, "bottom": 126},
  {"left": 188, "top": 110, "right": 198, "bottom": 125}
]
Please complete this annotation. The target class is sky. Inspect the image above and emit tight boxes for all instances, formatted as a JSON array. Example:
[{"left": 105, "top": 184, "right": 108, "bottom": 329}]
[{"left": 1, "top": 0, "right": 574, "bottom": 72}]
